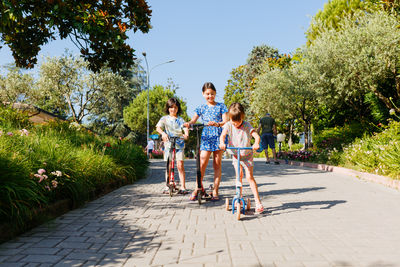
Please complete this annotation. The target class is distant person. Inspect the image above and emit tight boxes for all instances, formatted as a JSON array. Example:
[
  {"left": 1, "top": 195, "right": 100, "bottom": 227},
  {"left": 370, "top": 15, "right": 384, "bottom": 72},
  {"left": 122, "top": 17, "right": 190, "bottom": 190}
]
[
  {"left": 184, "top": 82, "right": 228, "bottom": 201},
  {"left": 219, "top": 102, "right": 264, "bottom": 213},
  {"left": 145, "top": 139, "right": 155, "bottom": 159},
  {"left": 156, "top": 97, "right": 189, "bottom": 194},
  {"left": 257, "top": 112, "right": 279, "bottom": 164}
]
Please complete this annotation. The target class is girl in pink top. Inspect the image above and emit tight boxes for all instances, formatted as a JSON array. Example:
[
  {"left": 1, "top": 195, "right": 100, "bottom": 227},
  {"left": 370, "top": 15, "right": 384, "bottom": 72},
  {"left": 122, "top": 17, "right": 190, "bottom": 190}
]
[{"left": 219, "top": 102, "right": 264, "bottom": 213}]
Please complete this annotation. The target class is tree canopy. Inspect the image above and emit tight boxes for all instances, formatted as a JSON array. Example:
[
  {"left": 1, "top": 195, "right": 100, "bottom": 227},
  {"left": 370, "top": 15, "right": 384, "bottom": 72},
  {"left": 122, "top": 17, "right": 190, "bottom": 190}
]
[
  {"left": 306, "top": 0, "right": 378, "bottom": 44},
  {"left": 123, "top": 84, "right": 189, "bottom": 135},
  {"left": 306, "top": 11, "right": 400, "bottom": 114},
  {"left": 0, "top": 0, "right": 152, "bottom": 72}
]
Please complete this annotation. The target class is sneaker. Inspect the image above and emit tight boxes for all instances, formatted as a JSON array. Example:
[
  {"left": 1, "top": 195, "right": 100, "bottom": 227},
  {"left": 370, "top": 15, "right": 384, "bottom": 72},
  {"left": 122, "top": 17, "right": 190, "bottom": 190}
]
[
  {"left": 162, "top": 187, "right": 169, "bottom": 194},
  {"left": 274, "top": 161, "right": 280, "bottom": 165},
  {"left": 265, "top": 161, "right": 270, "bottom": 164}
]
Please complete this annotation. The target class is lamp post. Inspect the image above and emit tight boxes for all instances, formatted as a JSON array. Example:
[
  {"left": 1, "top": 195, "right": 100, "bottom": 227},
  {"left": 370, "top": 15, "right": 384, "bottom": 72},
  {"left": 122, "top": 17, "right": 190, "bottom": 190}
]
[
  {"left": 276, "top": 133, "right": 287, "bottom": 164},
  {"left": 142, "top": 52, "right": 175, "bottom": 155}
]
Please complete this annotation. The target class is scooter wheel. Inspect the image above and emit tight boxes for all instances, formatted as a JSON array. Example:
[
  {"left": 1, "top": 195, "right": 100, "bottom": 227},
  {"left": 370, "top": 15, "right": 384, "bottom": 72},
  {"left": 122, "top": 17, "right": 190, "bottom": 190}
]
[
  {"left": 169, "top": 186, "right": 173, "bottom": 197},
  {"left": 236, "top": 201, "right": 241, "bottom": 220},
  {"left": 246, "top": 198, "right": 251, "bottom": 211},
  {"left": 225, "top": 198, "right": 229, "bottom": 211}
]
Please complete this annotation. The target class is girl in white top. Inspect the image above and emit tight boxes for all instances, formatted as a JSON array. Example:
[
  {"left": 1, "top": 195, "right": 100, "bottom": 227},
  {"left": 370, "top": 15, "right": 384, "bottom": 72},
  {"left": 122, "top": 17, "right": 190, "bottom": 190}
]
[
  {"left": 156, "top": 98, "right": 189, "bottom": 194},
  {"left": 219, "top": 102, "right": 264, "bottom": 213}
]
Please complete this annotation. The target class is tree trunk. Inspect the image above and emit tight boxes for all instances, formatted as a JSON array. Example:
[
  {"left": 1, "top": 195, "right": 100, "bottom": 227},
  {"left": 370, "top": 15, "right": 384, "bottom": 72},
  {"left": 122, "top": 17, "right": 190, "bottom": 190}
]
[{"left": 288, "top": 120, "right": 293, "bottom": 151}]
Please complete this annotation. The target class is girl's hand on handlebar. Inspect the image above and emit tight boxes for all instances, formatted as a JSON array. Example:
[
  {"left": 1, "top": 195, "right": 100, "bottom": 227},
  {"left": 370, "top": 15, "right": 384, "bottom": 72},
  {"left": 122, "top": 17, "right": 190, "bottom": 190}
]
[
  {"left": 161, "top": 133, "right": 169, "bottom": 142},
  {"left": 207, "top": 121, "right": 219, "bottom": 127},
  {"left": 219, "top": 143, "right": 226, "bottom": 151},
  {"left": 183, "top": 122, "right": 190, "bottom": 128}
]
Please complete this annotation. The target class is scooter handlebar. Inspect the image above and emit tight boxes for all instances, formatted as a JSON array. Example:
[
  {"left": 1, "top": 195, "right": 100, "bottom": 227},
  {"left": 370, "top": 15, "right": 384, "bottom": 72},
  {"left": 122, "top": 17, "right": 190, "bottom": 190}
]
[
  {"left": 188, "top": 123, "right": 205, "bottom": 130},
  {"left": 226, "top": 147, "right": 253, "bottom": 150}
]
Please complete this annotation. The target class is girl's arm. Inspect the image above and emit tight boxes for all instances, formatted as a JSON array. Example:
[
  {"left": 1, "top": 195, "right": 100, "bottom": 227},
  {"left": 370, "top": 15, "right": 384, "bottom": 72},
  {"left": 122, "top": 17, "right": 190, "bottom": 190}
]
[
  {"left": 183, "top": 126, "right": 189, "bottom": 140},
  {"left": 219, "top": 128, "right": 228, "bottom": 150},
  {"left": 183, "top": 114, "right": 199, "bottom": 127},
  {"left": 209, "top": 112, "right": 228, "bottom": 127},
  {"left": 156, "top": 126, "right": 169, "bottom": 142},
  {"left": 219, "top": 112, "right": 229, "bottom": 127},
  {"left": 251, "top": 130, "right": 260, "bottom": 151}
]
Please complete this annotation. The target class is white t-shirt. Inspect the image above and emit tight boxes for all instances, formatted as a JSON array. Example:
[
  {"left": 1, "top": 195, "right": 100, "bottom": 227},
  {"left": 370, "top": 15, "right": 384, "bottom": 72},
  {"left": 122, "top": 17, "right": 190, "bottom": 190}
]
[{"left": 147, "top": 140, "right": 155, "bottom": 150}]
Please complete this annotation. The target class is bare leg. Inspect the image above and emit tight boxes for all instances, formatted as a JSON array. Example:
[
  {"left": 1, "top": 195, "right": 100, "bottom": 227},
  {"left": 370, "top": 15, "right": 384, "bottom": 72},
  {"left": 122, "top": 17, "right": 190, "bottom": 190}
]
[
  {"left": 212, "top": 150, "right": 223, "bottom": 197},
  {"left": 177, "top": 160, "right": 186, "bottom": 190},
  {"left": 265, "top": 149, "right": 270, "bottom": 162},
  {"left": 244, "top": 166, "right": 262, "bottom": 205},
  {"left": 272, "top": 148, "right": 277, "bottom": 161}
]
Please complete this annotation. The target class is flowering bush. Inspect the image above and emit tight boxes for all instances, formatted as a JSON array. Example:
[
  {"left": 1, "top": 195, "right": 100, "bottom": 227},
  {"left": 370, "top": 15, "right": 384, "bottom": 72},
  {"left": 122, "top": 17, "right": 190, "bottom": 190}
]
[
  {"left": 152, "top": 150, "right": 163, "bottom": 159},
  {"left": 342, "top": 120, "right": 400, "bottom": 178},
  {"left": 0, "top": 106, "right": 148, "bottom": 234},
  {"left": 32, "top": 168, "right": 70, "bottom": 195}
]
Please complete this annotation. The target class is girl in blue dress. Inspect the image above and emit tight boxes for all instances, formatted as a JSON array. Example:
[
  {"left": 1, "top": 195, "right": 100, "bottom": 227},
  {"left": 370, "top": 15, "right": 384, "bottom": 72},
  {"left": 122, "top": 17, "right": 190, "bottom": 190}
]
[{"left": 184, "top": 82, "right": 228, "bottom": 201}]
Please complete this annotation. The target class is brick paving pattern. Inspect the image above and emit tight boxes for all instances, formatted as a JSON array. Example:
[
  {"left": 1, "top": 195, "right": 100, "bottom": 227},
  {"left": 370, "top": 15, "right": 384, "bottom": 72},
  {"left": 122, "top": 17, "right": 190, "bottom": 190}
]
[{"left": 1, "top": 159, "right": 400, "bottom": 266}]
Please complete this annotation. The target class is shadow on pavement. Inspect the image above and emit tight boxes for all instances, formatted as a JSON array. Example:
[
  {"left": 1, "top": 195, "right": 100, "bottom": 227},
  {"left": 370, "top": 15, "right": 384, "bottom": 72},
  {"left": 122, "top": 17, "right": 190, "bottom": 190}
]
[{"left": 268, "top": 200, "right": 347, "bottom": 216}]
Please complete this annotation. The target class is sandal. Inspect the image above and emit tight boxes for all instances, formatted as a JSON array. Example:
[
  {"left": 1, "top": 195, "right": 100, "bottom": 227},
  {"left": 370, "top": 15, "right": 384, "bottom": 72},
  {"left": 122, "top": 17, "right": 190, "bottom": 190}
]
[
  {"left": 189, "top": 192, "right": 197, "bottom": 201},
  {"left": 210, "top": 195, "right": 220, "bottom": 202},
  {"left": 255, "top": 203, "right": 264, "bottom": 214},
  {"left": 178, "top": 189, "right": 189, "bottom": 195},
  {"left": 162, "top": 187, "right": 169, "bottom": 194}
]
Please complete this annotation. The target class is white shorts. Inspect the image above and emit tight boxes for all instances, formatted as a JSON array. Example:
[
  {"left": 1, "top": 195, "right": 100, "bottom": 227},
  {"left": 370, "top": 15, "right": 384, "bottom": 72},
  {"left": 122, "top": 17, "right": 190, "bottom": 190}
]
[{"left": 164, "top": 141, "right": 185, "bottom": 161}]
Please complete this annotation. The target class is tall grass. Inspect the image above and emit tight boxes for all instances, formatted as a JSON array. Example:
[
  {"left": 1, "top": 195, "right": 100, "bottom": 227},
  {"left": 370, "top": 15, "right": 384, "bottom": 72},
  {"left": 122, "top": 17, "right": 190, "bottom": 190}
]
[{"left": 0, "top": 106, "right": 148, "bottom": 230}]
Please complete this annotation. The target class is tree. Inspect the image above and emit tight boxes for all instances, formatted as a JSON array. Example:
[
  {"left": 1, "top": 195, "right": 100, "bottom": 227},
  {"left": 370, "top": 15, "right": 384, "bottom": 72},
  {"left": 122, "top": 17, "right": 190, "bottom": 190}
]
[
  {"left": 0, "top": 0, "right": 152, "bottom": 72},
  {"left": 223, "top": 65, "right": 246, "bottom": 110},
  {"left": 0, "top": 65, "right": 33, "bottom": 104},
  {"left": 123, "top": 84, "right": 189, "bottom": 135},
  {"left": 34, "top": 54, "right": 133, "bottom": 124},
  {"left": 251, "top": 59, "right": 320, "bottom": 150},
  {"left": 306, "top": 0, "right": 378, "bottom": 44},
  {"left": 306, "top": 11, "right": 400, "bottom": 115},
  {"left": 223, "top": 45, "right": 291, "bottom": 125},
  {"left": 88, "top": 61, "right": 146, "bottom": 136}
]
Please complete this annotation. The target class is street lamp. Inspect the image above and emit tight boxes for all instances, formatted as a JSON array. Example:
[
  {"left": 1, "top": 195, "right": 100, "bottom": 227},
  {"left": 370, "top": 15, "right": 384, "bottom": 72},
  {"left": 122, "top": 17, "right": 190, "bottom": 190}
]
[{"left": 142, "top": 52, "right": 175, "bottom": 155}]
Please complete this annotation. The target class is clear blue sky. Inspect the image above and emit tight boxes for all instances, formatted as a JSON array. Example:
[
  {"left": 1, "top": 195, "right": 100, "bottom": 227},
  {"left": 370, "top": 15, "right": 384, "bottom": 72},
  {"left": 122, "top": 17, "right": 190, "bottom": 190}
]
[{"left": 0, "top": 0, "right": 327, "bottom": 117}]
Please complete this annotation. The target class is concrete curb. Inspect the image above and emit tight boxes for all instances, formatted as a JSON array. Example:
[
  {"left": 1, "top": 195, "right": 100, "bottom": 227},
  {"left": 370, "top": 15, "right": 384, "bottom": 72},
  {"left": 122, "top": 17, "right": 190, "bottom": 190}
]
[{"left": 279, "top": 159, "right": 400, "bottom": 191}]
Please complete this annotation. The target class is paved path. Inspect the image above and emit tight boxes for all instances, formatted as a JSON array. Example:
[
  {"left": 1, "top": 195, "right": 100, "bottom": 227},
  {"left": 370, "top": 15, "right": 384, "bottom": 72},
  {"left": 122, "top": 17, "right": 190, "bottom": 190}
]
[{"left": 1, "top": 159, "right": 400, "bottom": 267}]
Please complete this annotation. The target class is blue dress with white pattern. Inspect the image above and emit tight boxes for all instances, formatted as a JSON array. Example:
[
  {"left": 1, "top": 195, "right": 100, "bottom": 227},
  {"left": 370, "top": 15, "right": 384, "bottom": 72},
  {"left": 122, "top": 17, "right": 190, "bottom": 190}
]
[{"left": 195, "top": 102, "right": 228, "bottom": 151}]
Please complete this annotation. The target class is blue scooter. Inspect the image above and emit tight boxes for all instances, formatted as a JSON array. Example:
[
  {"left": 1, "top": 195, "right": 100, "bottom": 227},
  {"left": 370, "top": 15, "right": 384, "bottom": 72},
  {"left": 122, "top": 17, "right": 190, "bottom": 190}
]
[{"left": 225, "top": 146, "right": 252, "bottom": 220}]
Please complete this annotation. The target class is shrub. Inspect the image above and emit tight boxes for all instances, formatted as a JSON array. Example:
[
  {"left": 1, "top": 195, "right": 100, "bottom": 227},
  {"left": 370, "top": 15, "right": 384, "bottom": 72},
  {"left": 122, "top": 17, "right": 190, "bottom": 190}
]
[
  {"left": 342, "top": 120, "right": 400, "bottom": 179},
  {"left": 0, "top": 107, "right": 148, "bottom": 231},
  {"left": 313, "top": 122, "right": 365, "bottom": 151}
]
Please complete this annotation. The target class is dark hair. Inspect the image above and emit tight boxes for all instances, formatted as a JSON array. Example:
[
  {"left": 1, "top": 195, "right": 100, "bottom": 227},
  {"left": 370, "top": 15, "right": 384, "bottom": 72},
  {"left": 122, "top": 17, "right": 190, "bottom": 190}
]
[
  {"left": 228, "top": 102, "right": 245, "bottom": 121},
  {"left": 165, "top": 98, "right": 182, "bottom": 115},
  {"left": 202, "top": 82, "right": 216, "bottom": 93}
]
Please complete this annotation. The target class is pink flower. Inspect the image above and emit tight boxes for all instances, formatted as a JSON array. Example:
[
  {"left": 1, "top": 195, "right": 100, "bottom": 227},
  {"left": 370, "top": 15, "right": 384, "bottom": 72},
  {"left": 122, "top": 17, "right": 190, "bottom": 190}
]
[
  {"left": 34, "top": 173, "right": 44, "bottom": 183},
  {"left": 20, "top": 129, "right": 29, "bottom": 136},
  {"left": 7, "top": 132, "right": 13, "bottom": 136},
  {"left": 45, "top": 186, "right": 51, "bottom": 191},
  {"left": 52, "top": 180, "right": 58, "bottom": 188},
  {"left": 38, "top": 169, "right": 46, "bottom": 175}
]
